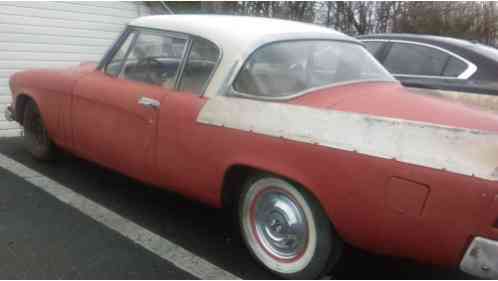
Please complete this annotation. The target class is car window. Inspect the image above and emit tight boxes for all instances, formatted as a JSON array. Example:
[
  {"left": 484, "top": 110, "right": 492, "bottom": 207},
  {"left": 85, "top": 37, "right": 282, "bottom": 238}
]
[
  {"left": 384, "top": 43, "right": 450, "bottom": 76},
  {"left": 363, "top": 41, "right": 384, "bottom": 58},
  {"left": 113, "top": 31, "right": 187, "bottom": 89},
  {"left": 179, "top": 37, "right": 220, "bottom": 96},
  {"left": 443, "top": 57, "right": 467, "bottom": 77},
  {"left": 105, "top": 31, "right": 136, "bottom": 77},
  {"left": 233, "top": 40, "right": 394, "bottom": 98}
]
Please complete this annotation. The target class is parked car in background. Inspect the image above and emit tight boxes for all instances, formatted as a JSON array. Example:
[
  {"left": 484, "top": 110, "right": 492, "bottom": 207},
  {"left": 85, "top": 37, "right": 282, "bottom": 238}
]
[
  {"left": 358, "top": 33, "right": 498, "bottom": 112},
  {"left": 6, "top": 15, "right": 498, "bottom": 279}
]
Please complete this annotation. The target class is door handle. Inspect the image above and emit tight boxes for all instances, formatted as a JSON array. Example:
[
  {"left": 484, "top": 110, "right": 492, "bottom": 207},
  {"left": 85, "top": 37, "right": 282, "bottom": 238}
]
[{"left": 138, "top": 96, "right": 160, "bottom": 109}]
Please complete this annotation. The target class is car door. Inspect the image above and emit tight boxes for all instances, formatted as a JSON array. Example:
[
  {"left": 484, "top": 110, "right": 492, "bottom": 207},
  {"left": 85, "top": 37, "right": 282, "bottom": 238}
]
[
  {"left": 154, "top": 36, "right": 223, "bottom": 200},
  {"left": 72, "top": 28, "right": 189, "bottom": 183}
]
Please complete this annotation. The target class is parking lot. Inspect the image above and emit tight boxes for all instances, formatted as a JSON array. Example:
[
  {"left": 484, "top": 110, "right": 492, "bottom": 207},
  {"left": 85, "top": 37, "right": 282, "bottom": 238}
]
[{"left": 0, "top": 136, "right": 472, "bottom": 279}]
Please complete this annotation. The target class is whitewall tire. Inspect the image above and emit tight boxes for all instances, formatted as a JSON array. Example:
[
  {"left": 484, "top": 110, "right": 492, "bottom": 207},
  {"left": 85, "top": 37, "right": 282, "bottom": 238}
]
[{"left": 239, "top": 174, "right": 342, "bottom": 279}]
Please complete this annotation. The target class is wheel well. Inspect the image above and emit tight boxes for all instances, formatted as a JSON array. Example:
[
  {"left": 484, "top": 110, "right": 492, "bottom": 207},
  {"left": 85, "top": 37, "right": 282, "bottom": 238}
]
[
  {"left": 221, "top": 165, "right": 257, "bottom": 211},
  {"left": 15, "top": 94, "right": 33, "bottom": 125},
  {"left": 221, "top": 165, "right": 318, "bottom": 212},
  {"left": 221, "top": 164, "right": 338, "bottom": 228}
]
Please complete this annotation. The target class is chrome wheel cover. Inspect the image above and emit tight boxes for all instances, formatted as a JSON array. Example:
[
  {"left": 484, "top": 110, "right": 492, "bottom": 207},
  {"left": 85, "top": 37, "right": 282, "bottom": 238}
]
[
  {"left": 253, "top": 189, "right": 308, "bottom": 260},
  {"left": 241, "top": 177, "right": 317, "bottom": 274}
]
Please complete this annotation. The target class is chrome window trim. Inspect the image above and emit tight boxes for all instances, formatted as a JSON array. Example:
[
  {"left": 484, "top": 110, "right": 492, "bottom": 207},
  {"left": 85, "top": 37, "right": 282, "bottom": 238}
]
[
  {"left": 114, "top": 31, "right": 139, "bottom": 78},
  {"left": 174, "top": 37, "right": 193, "bottom": 90},
  {"left": 178, "top": 35, "right": 223, "bottom": 96},
  {"left": 98, "top": 26, "right": 129, "bottom": 71},
  {"left": 361, "top": 39, "right": 478, "bottom": 79},
  {"left": 394, "top": 74, "right": 463, "bottom": 80},
  {"left": 229, "top": 79, "right": 400, "bottom": 102}
]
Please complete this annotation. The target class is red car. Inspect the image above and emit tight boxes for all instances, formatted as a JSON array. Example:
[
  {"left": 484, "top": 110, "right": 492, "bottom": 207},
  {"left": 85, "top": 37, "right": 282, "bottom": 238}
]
[{"left": 5, "top": 15, "right": 498, "bottom": 279}]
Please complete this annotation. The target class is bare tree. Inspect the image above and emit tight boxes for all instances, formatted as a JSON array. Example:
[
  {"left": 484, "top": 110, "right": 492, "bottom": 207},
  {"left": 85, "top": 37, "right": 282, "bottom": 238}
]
[{"left": 165, "top": 1, "right": 498, "bottom": 46}]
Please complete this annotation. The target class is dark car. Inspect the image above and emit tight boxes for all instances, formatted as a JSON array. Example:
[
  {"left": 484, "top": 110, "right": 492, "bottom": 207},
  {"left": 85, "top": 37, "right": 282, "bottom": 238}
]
[{"left": 358, "top": 33, "right": 498, "bottom": 97}]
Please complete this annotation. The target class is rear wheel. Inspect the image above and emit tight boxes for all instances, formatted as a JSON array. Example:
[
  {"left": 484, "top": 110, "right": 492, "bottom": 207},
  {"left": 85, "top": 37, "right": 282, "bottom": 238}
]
[
  {"left": 239, "top": 174, "right": 342, "bottom": 279},
  {"left": 23, "top": 99, "right": 55, "bottom": 161}
]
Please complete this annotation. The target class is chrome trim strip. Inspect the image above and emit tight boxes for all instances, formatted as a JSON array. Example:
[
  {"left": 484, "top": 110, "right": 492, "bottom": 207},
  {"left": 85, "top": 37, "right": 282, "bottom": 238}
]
[
  {"left": 174, "top": 36, "right": 193, "bottom": 90},
  {"left": 229, "top": 79, "right": 400, "bottom": 101},
  {"left": 394, "top": 74, "right": 463, "bottom": 80},
  {"left": 361, "top": 39, "right": 478, "bottom": 79}
]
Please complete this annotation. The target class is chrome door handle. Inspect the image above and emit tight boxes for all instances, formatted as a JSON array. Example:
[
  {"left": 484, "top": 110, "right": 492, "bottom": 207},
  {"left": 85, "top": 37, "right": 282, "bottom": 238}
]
[{"left": 138, "top": 96, "right": 160, "bottom": 109}]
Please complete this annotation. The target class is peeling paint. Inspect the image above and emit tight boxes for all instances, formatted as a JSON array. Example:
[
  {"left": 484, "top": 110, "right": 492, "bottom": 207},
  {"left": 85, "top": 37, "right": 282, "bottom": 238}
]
[{"left": 198, "top": 96, "right": 498, "bottom": 181}]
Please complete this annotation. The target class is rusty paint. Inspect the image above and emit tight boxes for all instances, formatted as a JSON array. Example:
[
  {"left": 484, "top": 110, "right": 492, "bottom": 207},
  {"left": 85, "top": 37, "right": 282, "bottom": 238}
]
[{"left": 9, "top": 62, "right": 498, "bottom": 276}]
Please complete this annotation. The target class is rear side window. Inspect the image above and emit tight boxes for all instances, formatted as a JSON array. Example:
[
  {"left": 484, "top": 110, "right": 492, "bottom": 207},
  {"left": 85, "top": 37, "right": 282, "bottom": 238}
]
[
  {"left": 384, "top": 43, "right": 449, "bottom": 76},
  {"left": 443, "top": 57, "right": 467, "bottom": 77},
  {"left": 233, "top": 40, "right": 394, "bottom": 98},
  {"left": 179, "top": 37, "right": 220, "bottom": 95}
]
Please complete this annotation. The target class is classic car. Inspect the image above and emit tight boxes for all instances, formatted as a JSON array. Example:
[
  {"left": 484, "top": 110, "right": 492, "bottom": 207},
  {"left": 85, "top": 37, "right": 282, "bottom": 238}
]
[
  {"left": 358, "top": 33, "right": 498, "bottom": 112},
  {"left": 5, "top": 15, "right": 498, "bottom": 279}
]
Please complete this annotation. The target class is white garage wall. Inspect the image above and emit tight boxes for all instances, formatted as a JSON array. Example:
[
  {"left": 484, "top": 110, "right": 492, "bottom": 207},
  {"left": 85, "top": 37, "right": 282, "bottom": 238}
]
[
  {"left": 0, "top": 1, "right": 153, "bottom": 97},
  {"left": 0, "top": 1, "right": 157, "bottom": 136}
]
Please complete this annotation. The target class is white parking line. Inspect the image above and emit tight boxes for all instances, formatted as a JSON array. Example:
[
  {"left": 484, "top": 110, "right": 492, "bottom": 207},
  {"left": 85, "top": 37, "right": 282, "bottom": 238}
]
[{"left": 0, "top": 153, "right": 241, "bottom": 280}]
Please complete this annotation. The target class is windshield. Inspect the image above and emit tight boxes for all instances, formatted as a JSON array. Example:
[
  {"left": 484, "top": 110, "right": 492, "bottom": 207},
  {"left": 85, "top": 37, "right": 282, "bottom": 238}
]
[{"left": 233, "top": 40, "right": 395, "bottom": 98}]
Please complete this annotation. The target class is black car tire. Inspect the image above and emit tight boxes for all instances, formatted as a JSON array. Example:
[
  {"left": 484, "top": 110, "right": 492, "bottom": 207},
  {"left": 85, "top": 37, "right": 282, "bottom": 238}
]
[{"left": 23, "top": 99, "right": 56, "bottom": 161}]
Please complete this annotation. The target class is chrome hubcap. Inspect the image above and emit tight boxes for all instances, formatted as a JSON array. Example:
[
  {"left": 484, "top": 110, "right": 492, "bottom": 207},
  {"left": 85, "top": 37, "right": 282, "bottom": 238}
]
[{"left": 253, "top": 189, "right": 308, "bottom": 260}]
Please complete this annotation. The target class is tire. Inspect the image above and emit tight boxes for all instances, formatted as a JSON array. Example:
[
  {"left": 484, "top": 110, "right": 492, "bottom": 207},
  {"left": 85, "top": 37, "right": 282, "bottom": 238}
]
[
  {"left": 23, "top": 99, "right": 56, "bottom": 161},
  {"left": 239, "top": 174, "right": 342, "bottom": 279}
]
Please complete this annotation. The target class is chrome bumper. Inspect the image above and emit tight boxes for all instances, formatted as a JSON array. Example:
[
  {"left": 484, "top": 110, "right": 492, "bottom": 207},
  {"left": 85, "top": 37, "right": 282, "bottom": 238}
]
[
  {"left": 4, "top": 105, "right": 14, "bottom": 122},
  {"left": 460, "top": 237, "right": 498, "bottom": 279}
]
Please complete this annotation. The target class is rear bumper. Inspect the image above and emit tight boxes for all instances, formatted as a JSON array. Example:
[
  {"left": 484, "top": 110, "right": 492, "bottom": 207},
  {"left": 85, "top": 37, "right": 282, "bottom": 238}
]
[
  {"left": 460, "top": 237, "right": 498, "bottom": 279},
  {"left": 4, "top": 105, "right": 14, "bottom": 122}
]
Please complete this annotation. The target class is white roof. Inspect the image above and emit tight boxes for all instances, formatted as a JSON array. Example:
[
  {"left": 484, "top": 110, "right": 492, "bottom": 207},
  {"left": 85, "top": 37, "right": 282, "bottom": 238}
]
[
  {"left": 129, "top": 15, "right": 359, "bottom": 98},
  {"left": 130, "top": 15, "right": 355, "bottom": 47}
]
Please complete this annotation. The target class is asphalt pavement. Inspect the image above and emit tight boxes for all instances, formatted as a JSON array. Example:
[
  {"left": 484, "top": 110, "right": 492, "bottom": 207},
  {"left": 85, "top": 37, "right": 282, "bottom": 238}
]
[{"left": 0, "top": 136, "right": 471, "bottom": 279}]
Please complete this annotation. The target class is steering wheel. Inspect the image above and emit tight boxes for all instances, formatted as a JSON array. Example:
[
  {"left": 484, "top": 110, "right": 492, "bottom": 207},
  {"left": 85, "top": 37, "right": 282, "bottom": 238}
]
[{"left": 137, "top": 57, "right": 166, "bottom": 85}]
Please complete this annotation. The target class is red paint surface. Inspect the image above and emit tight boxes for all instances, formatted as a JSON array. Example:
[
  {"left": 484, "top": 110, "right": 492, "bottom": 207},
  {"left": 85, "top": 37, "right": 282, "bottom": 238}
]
[
  {"left": 385, "top": 177, "right": 430, "bottom": 217},
  {"left": 9, "top": 66, "right": 498, "bottom": 270},
  {"left": 291, "top": 81, "right": 498, "bottom": 132}
]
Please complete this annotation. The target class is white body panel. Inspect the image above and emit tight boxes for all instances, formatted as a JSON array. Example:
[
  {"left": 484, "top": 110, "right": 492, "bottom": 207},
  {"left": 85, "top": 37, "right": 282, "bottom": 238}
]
[{"left": 198, "top": 97, "right": 498, "bottom": 182}]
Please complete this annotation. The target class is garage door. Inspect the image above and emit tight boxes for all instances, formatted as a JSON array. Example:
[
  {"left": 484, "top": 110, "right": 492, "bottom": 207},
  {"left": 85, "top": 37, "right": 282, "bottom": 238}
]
[{"left": 0, "top": 1, "right": 155, "bottom": 136}]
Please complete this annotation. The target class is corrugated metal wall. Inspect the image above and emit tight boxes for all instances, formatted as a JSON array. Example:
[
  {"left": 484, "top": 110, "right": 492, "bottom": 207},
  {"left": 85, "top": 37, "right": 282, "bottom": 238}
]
[{"left": 0, "top": 1, "right": 152, "bottom": 136}]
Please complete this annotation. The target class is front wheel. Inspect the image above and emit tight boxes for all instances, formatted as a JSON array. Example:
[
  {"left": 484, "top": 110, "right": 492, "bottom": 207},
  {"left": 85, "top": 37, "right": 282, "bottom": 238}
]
[
  {"left": 23, "top": 99, "right": 56, "bottom": 161},
  {"left": 239, "top": 174, "right": 342, "bottom": 279}
]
